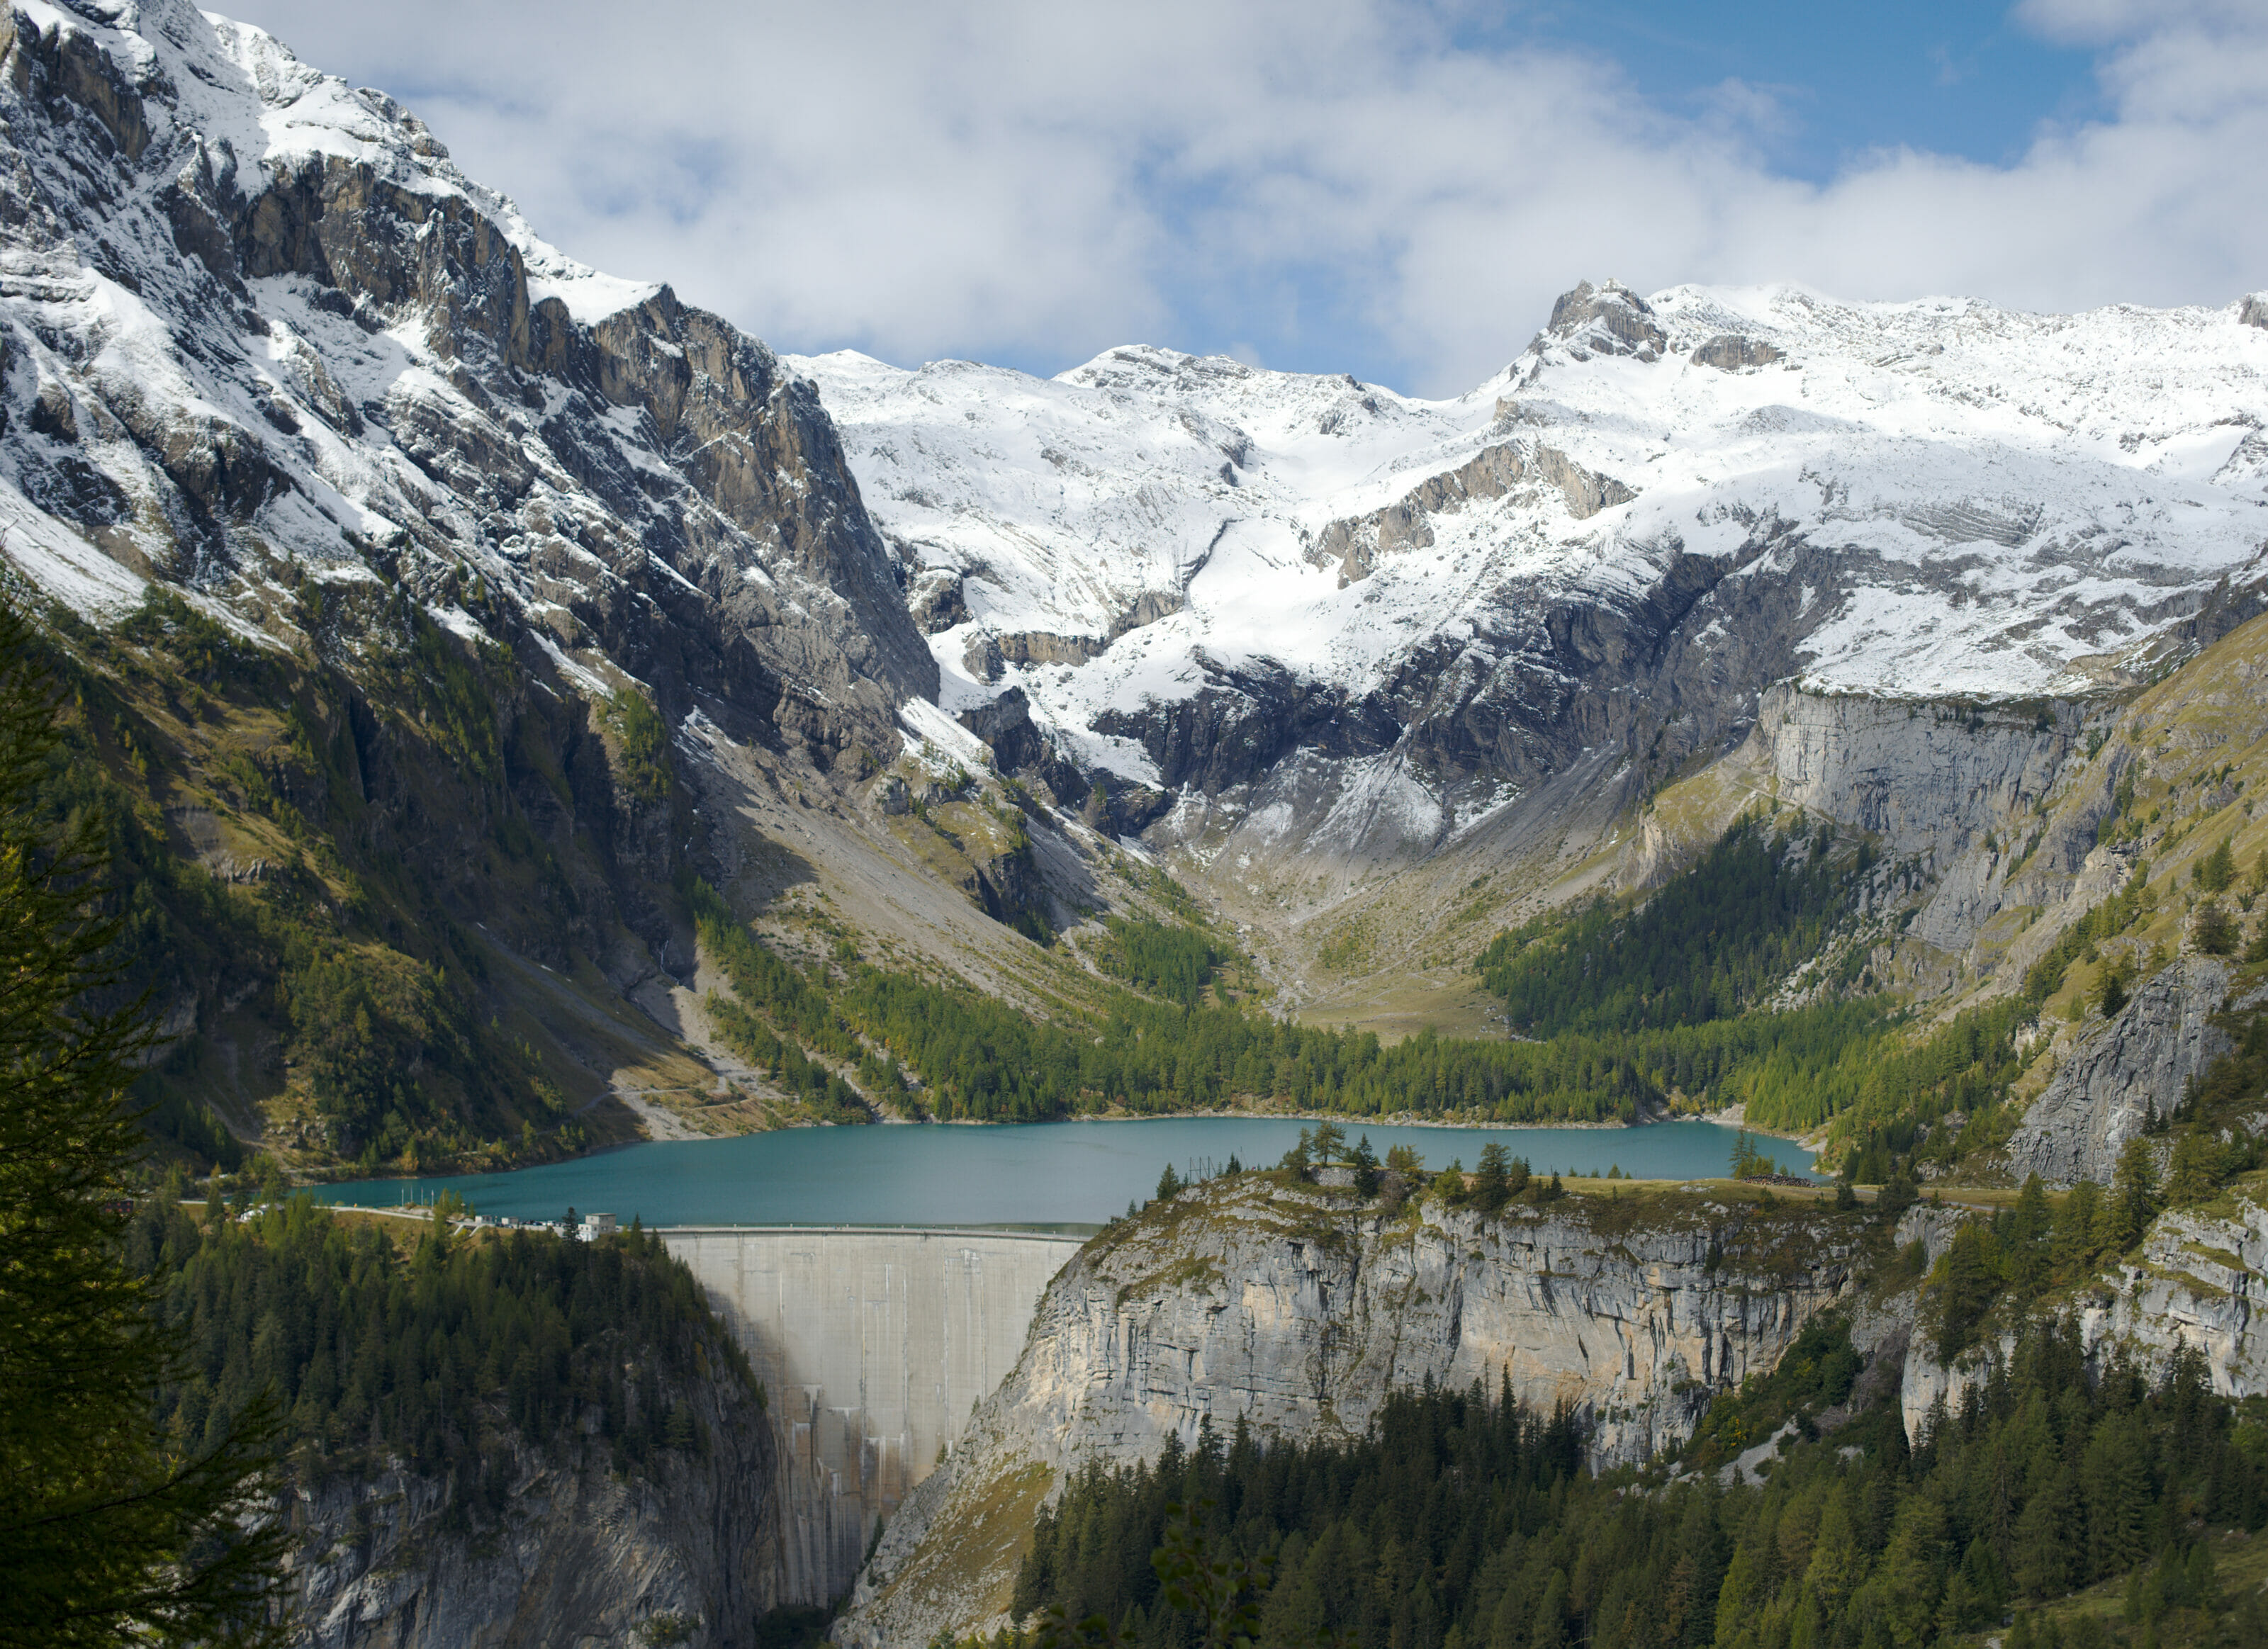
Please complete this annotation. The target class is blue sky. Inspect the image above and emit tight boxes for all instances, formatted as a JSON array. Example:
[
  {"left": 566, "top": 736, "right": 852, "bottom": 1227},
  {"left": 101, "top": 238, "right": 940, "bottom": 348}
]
[
  {"left": 1506, "top": 2, "right": 2102, "bottom": 181},
  {"left": 232, "top": 0, "right": 2267, "bottom": 395}
]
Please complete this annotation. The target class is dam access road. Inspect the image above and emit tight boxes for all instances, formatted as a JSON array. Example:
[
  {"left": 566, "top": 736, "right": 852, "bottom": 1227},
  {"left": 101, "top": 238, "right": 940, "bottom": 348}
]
[{"left": 661, "top": 1227, "right": 1084, "bottom": 1600}]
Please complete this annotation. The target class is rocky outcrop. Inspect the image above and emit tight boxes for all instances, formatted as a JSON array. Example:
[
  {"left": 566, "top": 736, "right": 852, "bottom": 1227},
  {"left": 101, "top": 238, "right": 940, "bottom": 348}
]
[
  {"left": 1692, "top": 334, "right": 1784, "bottom": 371},
  {"left": 834, "top": 1178, "right": 1862, "bottom": 1648},
  {"left": 1544, "top": 279, "right": 1668, "bottom": 361},
  {"left": 279, "top": 1364, "right": 785, "bottom": 1648},
  {"left": 1893, "top": 1182, "right": 2268, "bottom": 1448},
  {"left": 2006, "top": 957, "right": 2233, "bottom": 1186},
  {"left": 2090, "top": 1186, "right": 2268, "bottom": 1397},
  {"left": 1310, "top": 441, "right": 1637, "bottom": 584}
]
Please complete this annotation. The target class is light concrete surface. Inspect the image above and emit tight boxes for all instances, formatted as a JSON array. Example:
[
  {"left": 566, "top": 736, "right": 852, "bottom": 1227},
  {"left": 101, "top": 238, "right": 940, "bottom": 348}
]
[{"left": 662, "top": 1226, "right": 1082, "bottom": 1602}]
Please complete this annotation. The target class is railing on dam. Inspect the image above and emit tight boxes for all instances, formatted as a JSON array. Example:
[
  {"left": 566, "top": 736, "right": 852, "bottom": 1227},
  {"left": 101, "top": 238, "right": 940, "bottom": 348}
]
[{"left": 661, "top": 1226, "right": 1086, "bottom": 1603}]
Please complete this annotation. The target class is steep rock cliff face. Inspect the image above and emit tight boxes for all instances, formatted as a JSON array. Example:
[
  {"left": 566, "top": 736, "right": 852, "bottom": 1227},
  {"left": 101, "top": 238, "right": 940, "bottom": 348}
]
[
  {"left": 0, "top": 0, "right": 932, "bottom": 749},
  {"left": 277, "top": 1362, "right": 788, "bottom": 1648},
  {"left": 1627, "top": 682, "right": 2091, "bottom": 930},
  {"left": 1745, "top": 687, "right": 2080, "bottom": 875},
  {"left": 835, "top": 1178, "right": 1864, "bottom": 1648},
  {"left": 0, "top": 0, "right": 984, "bottom": 1164},
  {"left": 2006, "top": 958, "right": 2233, "bottom": 1186}
]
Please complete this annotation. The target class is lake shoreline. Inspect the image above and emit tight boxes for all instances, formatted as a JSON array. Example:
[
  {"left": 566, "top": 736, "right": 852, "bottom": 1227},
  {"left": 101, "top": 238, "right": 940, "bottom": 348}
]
[
  {"left": 299, "top": 1103, "right": 1821, "bottom": 1190},
  {"left": 912, "top": 1101, "right": 1818, "bottom": 1148},
  {"left": 303, "top": 1115, "right": 1818, "bottom": 1228}
]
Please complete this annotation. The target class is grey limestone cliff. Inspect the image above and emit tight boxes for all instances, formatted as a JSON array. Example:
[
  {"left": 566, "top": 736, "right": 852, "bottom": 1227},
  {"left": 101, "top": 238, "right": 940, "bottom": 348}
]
[
  {"left": 2006, "top": 957, "right": 2233, "bottom": 1186},
  {"left": 2090, "top": 1183, "right": 2268, "bottom": 1397},
  {"left": 834, "top": 1177, "right": 1864, "bottom": 1648},
  {"left": 1746, "top": 685, "right": 2081, "bottom": 874},
  {"left": 276, "top": 1361, "right": 787, "bottom": 1649}
]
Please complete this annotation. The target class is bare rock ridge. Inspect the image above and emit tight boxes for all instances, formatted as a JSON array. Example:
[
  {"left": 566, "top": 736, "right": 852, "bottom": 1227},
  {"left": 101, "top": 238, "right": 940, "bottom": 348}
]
[
  {"left": 836, "top": 1179, "right": 1862, "bottom": 1648},
  {"left": 1544, "top": 277, "right": 1668, "bottom": 360},
  {"left": 1691, "top": 332, "right": 1784, "bottom": 371},
  {"left": 1308, "top": 439, "right": 1637, "bottom": 585}
]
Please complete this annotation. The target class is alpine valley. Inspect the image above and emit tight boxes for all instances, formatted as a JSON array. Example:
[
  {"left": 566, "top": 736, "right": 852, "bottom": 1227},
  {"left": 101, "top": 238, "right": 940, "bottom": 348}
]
[{"left": 11, "top": 3, "right": 2268, "bottom": 1647}]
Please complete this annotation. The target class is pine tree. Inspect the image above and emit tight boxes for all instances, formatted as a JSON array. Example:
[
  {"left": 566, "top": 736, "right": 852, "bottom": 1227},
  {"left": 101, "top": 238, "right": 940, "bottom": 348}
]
[
  {"left": 2009, "top": 1174, "right": 2053, "bottom": 1298},
  {"left": 2104, "top": 1137, "right": 2160, "bottom": 1251},
  {"left": 1473, "top": 1144, "right": 1512, "bottom": 1214},
  {"left": 1938, "top": 1220, "right": 2002, "bottom": 1356},
  {"left": 2194, "top": 835, "right": 2237, "bottom": 894},
  {"left": 1529, "top": 1570, "right": 1568, "bottom": 1649},
  {"left": 2164, "top": 1132, "right": 2221, "bottom": 1205},
  {"left": 2012, "top": 1462, "right": 2077, "bottom": 1599},
  {"left": 2097, "top": 958, "right": 2131, "bottom": 1019},
  {"left": 1349, "top": 1135, "right": 1380, "bottom": 1199},
  {"left": 0, "top": 600, "right": 284, "bottom": 1644},
  {"left": 1802, "top": 1491, "right": 1860, "bottom": 1621},
  {"left": 2054, "top": 1181, "right": 2104, "bottom": 1276},
  {"left": 2083, "top": 1414, "right": 2152, "bottom": 1580},
  {"left": 2193, "top": 900, "right": 2237, "bottom": 956}
]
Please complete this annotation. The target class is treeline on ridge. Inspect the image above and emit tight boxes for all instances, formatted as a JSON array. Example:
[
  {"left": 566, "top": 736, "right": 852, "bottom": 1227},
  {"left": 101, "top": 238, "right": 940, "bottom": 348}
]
[
  {"left": 685, "top": 838, "right": 2006, "bottom": 1135},
  {"left": 1471, "top": 813, "right": 2209, "bottom": 1162},
  {"left": 132, "top": 1185, "right": 758, "bottom": 1527},
  {"left": 1097, "top": 916, "right": 1223, "bottom": 1008}
]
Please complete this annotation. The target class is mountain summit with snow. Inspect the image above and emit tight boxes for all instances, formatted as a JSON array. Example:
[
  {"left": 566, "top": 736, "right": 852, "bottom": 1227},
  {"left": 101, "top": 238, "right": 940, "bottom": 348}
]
[
  {"left": 4, "top": 0, "right": 2268, "bottom": 995},
  {"left": 0, "top": 0, "right": 931, "bottom": 750},
  {"left": 793, "top": 278, "right": 2268, "bottom": 874}
]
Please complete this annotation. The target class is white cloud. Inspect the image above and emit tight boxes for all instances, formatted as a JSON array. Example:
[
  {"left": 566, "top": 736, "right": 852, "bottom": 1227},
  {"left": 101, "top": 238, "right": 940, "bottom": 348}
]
[{"left": 223, "top": 0, "right": 2268, "bottom": 395}]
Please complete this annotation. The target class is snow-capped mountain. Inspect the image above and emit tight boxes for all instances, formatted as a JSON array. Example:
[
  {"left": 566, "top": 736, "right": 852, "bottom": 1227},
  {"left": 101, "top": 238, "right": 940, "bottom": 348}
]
[
  {"left": 795, "top": 281, "right": 2268, "bottom": 869},
  {"left": 6, "top": 0, "right": 2267, "bottom": 921},
  {"left": 0, "top": 0, "right": 931, "bottom": 753}
]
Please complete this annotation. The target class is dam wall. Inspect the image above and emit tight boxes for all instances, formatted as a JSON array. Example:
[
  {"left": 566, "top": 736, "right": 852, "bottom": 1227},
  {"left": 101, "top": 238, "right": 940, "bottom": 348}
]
[{"left": 662, "top": 1226, "right": 1082, "bottom": 1604}]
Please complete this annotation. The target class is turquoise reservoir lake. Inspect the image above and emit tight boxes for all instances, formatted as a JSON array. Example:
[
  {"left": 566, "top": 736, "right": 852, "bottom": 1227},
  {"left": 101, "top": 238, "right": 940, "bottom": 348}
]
[{"left": 311, "top": 1117, "right": 1816, "bottom": 1229}]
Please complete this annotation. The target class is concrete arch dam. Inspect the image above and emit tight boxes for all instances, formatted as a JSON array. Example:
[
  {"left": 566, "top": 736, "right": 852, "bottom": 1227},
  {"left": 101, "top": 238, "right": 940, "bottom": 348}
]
[{"left": 663, "top": 1227, "right": 1084, "bottom": 1602}]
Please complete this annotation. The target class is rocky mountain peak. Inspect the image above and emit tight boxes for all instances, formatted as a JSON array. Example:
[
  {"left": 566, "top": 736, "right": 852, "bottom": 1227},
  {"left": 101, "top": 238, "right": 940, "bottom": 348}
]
[
  {"left": 0, "top": 0, "right": 934, "bottom": 758},
  {"left": 1542, "top": 276, "right": 1668, "bottom": 359},
  {"left": 794, "top": 278, "right": 2268, "bottom": 921}
]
